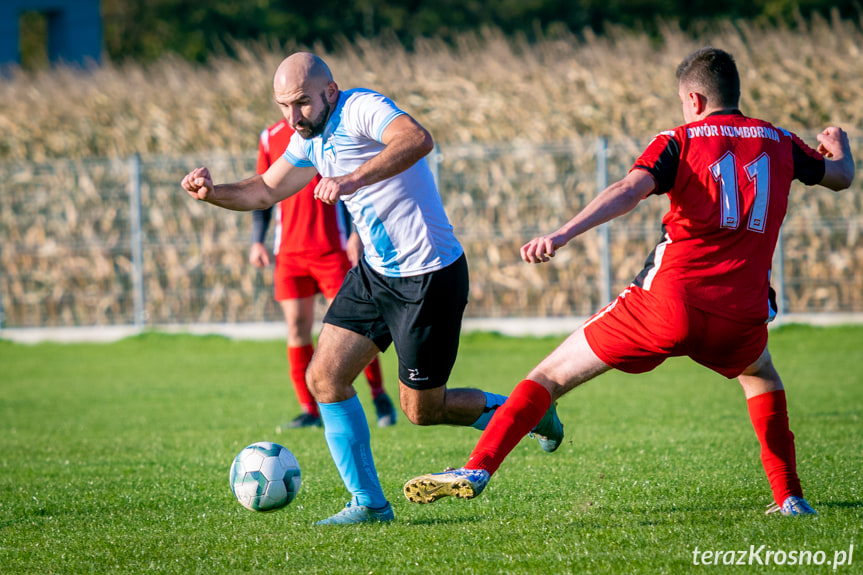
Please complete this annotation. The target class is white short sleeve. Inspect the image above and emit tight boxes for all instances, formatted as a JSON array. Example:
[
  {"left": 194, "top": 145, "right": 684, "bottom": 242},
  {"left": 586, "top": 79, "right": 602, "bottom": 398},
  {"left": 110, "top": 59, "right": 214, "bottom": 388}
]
[
  {"left": 344, "top": 90, "right": 406, "bottom": 143},
  {"left": 282, "top": 131, "right": 314, "bottom": 168}
]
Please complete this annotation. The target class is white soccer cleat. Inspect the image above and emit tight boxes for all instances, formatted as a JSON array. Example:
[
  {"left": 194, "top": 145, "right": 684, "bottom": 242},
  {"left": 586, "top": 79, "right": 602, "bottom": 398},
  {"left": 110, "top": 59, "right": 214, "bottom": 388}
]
[
  {"left": 765, "top": 495, "right": 818, "bottom": 516},
  {"left": 315, "top": 497, "right": 394, "bottom": 525}
]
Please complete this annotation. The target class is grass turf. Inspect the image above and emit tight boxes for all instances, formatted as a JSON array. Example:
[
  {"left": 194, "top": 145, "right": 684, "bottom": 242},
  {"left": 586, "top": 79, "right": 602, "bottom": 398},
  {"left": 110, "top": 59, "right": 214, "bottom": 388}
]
[{"left": 1, "top": 325, "right": 861, "bottom": 573}]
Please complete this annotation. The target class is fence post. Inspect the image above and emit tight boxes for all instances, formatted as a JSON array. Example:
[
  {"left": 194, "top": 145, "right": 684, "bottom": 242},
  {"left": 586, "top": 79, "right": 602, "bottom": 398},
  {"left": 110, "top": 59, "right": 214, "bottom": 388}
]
[
  {"left": 0, "top": 241, "right": 4, "bottom": 328},
  {"left": 128, "top": 154, "right": 146, "bottom": 327},
  {"left": 775, "top": 227, "right": 786, "bottom": 318},
  {"left": 596, "top": 138, "right": 612, "bottom": 305},
  {"left": 430, "top": 145, "right": 441, "bottom": 192}
]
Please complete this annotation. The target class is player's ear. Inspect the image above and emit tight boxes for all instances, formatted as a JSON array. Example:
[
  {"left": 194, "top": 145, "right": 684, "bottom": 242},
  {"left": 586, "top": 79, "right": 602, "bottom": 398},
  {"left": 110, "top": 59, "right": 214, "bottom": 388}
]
[
  {"left": 681, "top": 89, "right": 708, "bottom": 120},
  {"left": 692, "top": 91, "right": 708, "bottom": 115},
  {"left": 684, "top": 90, "right": 697, "bottom": 111},
  {"left": 326, "top": 81, "right": 339, "bottom": 103}
]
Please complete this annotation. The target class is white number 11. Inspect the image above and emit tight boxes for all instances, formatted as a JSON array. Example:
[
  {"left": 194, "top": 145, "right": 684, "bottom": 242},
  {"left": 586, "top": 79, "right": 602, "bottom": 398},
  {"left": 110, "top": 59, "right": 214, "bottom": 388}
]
[{"left": 709, "top": 152, "right": 771, "bottom": 233}]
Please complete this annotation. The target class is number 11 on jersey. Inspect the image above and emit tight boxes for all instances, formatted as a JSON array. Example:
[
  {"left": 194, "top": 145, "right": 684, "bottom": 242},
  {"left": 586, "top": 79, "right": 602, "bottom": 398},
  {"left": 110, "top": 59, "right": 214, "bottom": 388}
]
[{"left": 710, "top": 151, "right": 771, "bottom": 233}]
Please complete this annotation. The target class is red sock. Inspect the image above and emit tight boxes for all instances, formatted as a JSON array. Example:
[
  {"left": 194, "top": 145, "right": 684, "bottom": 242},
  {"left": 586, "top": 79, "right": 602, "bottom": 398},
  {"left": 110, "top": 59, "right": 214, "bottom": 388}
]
[
  {"left": 288, "top": 345, "right": 318, "bottom": 417},
  {"left": 465, "top": 379, "right": 551, "bottom": 475},
  {"left": 747, "top": 389, "right": 802, "bottom": 505},
  {"left": 364, "top": 356, "right": 385, "bottom": 399}
]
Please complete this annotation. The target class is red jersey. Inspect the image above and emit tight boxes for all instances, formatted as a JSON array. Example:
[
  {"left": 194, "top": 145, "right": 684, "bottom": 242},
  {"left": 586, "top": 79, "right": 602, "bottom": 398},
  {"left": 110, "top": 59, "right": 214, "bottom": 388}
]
[
  {"left": 631, "top": 111, "right": 825, "bottom": 323},
  {"left": 256, "top": 119, "right": 350, "bottom": 256}
]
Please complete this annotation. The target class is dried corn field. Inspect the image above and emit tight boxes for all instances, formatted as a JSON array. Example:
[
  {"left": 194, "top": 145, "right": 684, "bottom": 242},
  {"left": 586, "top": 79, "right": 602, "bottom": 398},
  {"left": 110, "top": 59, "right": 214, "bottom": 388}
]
[{"left": 1, "top": 18, "right": 862, "bottom": 327}]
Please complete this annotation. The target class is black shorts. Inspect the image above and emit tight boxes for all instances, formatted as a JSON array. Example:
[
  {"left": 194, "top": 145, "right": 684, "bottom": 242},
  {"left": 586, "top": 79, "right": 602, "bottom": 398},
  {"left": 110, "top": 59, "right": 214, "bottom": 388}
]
[{"left": 323, "top": 254, "right": 469, "bottom": 390}]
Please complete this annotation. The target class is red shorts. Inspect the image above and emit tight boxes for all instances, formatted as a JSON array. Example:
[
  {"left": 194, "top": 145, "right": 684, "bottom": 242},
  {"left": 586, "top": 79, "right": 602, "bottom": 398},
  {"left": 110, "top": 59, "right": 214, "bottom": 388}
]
[
  {"left": 583, "top": 286, "right": 768, "bottom": 379},
  {"left": 274, "top": 250, "right": 352, "bottom": 301}
]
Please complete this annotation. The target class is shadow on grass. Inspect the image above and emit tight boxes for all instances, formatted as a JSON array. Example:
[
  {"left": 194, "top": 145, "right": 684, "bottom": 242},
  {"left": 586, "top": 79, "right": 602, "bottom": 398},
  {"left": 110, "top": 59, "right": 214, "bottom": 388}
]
[
  {"left": 0, "top": 500, "right": 73, "bottom": 530},
  {"left": 815, "top": 500, "right": 863, "bottom": 510},
  {"left": 400, "top": 514, "right": 487, "bottom": 526}
]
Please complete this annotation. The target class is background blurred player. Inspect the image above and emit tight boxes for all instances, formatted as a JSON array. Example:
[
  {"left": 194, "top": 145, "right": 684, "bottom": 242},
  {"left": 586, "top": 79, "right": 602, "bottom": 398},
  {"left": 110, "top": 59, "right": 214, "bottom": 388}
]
[
  {"left": 404, "top": 47, "right": 855, "bottom": 517},
  {"left": 250, "top": 118, "right": 396, "bottom": 430}
]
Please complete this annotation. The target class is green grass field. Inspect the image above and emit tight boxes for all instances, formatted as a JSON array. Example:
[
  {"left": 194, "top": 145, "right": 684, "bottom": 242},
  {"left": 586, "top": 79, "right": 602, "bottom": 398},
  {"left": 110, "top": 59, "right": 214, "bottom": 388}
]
[{"left": 1, "top": 325, "right": 861, "bottom": 574}]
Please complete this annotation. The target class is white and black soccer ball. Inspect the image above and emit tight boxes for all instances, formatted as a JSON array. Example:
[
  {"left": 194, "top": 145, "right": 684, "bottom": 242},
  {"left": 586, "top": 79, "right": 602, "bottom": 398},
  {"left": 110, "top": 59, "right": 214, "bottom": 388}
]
[{"left": 229, "top": 441, "right": 301, "bottom": 512}]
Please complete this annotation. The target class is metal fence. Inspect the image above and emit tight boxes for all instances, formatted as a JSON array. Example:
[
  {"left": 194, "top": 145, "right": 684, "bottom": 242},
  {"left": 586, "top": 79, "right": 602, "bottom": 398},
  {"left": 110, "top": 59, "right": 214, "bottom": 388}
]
[{"left": 1, "top": 137, "right": 861, "bottom": 329}]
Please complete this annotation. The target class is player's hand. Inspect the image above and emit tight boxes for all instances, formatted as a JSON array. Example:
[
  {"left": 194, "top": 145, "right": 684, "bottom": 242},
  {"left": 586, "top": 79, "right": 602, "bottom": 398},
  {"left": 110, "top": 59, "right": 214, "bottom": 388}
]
[
  {"left": 249, "top": 242, "right": 271, "bottom": 268},
  {"left": 314, "top": 175, "right": 360, "bottom": 205},
  {"left": 181, "top": 167, "right": 215, "bottom": 201},
  {"left": 816, "top": 126, "right": 849, "bottom": 159},
  {"left": 521, "top": 233, "right": 567, "bottom": 264}
]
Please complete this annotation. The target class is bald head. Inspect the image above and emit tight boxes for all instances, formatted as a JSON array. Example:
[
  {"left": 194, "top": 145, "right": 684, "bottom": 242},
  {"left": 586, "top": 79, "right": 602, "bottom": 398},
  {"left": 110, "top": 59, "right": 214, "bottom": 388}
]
[
  {"left": 273, "top": 52, "right": 339, "bottom": 139},
  {"left": 274, "top": 52, "right": 334, "bottom": 94}
]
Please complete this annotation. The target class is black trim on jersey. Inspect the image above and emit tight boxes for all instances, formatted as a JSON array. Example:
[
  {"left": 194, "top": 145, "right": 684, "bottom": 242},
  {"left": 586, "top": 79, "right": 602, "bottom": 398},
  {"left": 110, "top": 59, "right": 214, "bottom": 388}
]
[
  {"left": 706, "top": 109, "right": 743, "bottom": 118},
  {"left": 631, "top": 224, "right": 668, "bottom": 288},
  {"left": 634, "top": 136, "right": 680, "bottom": 196},
  {"left": 792, "top": 141, "right": 826, "bottom": 185}
]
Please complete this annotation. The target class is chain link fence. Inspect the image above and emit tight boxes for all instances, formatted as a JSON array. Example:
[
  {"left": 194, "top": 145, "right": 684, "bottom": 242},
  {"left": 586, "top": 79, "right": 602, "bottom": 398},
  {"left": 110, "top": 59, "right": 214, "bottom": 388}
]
[{"left": 1, "top": 137, "right": 861, "bottom": 329}]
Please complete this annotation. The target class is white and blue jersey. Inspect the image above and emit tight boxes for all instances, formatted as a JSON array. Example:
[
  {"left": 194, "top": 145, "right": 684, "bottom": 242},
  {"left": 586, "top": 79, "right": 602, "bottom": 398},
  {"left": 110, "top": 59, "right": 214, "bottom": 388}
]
[{"left": 283, "top": 88, "right": 463, "bottom": 278}]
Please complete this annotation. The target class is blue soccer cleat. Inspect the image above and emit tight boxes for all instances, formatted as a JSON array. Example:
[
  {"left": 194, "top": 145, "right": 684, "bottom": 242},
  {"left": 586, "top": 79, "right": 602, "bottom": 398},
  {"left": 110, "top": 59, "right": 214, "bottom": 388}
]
[
  {"left": 529, "top": 402, "right": 564, "bottom": 453},
  {"left": 403, "top": 467, "right": 490, "bottom": 504},
  {"left": 315, "top": 497, "right": 395, "bottom": 525},
  {"left": 765, "top": 495, "right": 818, "bottom": 516}
]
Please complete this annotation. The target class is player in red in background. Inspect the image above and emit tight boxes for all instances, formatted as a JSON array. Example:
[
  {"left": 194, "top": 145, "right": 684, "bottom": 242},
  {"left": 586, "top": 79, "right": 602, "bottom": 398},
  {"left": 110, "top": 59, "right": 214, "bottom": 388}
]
[
  {"left": 250, "top": 118, "right": 396, "bottom": 429},
  {"left": 404, "top": 47, "right": 855, "bottom": 516}
]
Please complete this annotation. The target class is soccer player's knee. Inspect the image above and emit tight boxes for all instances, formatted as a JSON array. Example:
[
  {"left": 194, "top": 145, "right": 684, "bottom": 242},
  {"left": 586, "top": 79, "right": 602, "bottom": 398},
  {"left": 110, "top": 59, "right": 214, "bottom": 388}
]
[
  {"left": 741, "top": 348, "right": 780, "bottom": 381},
  {"left": 305, "top": 364, "right": 326, "bottom": 399},
  {"left": 404, "top": 405, "right": 445, "bottom": 426}
]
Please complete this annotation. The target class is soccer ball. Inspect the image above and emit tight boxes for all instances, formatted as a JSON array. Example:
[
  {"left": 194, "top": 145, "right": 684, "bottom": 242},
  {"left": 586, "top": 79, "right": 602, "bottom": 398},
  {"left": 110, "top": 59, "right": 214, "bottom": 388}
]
[{"left": 229, "top": 441, "right": 302, "bottom": 512}]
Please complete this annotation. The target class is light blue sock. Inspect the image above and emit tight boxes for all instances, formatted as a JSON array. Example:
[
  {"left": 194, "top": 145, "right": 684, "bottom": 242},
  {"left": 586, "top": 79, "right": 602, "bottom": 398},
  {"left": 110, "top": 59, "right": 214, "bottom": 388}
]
[
  {"left": 318, "top": 395, "right": 388, "bottom": 509},
  {"left": 470, "top": 392, "right": 509, "bottom": 430}
]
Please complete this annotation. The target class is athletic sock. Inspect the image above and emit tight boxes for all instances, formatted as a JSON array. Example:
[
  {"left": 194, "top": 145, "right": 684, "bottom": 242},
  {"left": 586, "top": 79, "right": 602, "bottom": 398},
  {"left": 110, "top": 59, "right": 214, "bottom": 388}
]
[
  {"left": 466, "top": 379, "right": 551, "bottom": 475},
  {"left": 288, "top": 345, "right": 318, "bottom": 417},
  {"left": 363, "top": 357, "right": 385, "bottom": 399},
  {"left": 318, "top": 395, "right": 388, "bottom": 509},
  {"left": 470, "top": 392, "right": 509, "bottom": 430},
  {"left": 747, "top": 389, "right": 803, "bottom": 505}
]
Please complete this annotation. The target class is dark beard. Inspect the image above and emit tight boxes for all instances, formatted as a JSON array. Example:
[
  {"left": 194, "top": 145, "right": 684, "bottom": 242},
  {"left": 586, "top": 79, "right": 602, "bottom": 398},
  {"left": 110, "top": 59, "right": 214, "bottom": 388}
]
[{"left": 296, "top": 93, "right": 331, "bottom": 139}]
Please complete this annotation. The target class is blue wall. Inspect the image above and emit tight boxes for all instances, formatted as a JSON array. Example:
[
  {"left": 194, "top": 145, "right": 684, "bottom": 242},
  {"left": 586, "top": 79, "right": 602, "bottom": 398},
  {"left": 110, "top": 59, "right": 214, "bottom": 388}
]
[{"left": 0, "top": 0, "right": 102, "bottom": 66}]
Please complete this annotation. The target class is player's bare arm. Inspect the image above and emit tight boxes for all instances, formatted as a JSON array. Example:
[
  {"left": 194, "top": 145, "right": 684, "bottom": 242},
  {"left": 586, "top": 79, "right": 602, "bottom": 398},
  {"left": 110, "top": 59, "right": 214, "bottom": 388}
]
[
  {"left": 181, "top": 158, "right": 318, "bottom": 211},
  {"left": 314, "top": 114, "right": 434, "bottom": 204},
  {"left": 816, "top": 126, "right": 855, "bottom": 191},
  {"left": 521, "top": 169, "right": 656, "bottom": 264}
]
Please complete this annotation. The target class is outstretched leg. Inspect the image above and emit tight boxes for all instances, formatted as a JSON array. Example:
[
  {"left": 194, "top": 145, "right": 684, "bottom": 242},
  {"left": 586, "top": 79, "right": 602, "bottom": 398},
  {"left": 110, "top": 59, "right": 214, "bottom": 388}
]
[
  {"left": 404, "top": 327, "right": 610, "bottom": 503},
  {"left": 467, "top": 326, "right": 610, "bottom": 473},
  {"left": 398, "top": 383, "right": 505, "bottom": 427},
  {"left": 398, "top": 376, "right": 556, "bottom": 449},
  {"left": 738, "top": 347, "right": 812, "bottom": 514}
]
